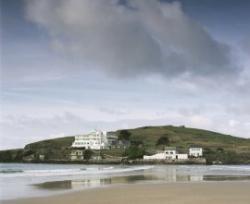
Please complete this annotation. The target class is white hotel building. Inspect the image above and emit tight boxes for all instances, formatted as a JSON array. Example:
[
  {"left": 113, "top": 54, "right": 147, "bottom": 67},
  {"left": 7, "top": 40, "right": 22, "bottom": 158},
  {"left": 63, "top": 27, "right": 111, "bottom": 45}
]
[{"left": 72, "top": 130, "right": 108, "bottom": 150}]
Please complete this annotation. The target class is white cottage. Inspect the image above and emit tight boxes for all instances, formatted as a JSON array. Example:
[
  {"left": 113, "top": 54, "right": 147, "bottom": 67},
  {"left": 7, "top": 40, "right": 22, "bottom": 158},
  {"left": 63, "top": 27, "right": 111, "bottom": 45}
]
[
  {"left": 189, "top": 147, "right": 203, "bottom": 157},
  {"left": 165, "top": 148, "right": 177, "bottom": 160},
  {"left": 143, "top": 147, "right": 188, "bottom": 161}
]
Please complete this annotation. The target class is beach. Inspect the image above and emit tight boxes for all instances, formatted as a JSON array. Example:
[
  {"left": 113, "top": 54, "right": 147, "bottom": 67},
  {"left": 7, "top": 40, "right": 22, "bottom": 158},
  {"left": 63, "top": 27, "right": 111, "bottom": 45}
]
[
  {"left": 3, "top": 181, "right": 250, "bottom": 204},
  {"left": 1, "top": 163, "right": 250, "bottom": 203}
]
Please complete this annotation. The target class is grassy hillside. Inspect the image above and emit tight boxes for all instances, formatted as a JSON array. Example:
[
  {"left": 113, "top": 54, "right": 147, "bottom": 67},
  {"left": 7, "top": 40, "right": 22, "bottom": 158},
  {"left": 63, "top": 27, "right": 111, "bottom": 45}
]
[
  {"left": 118, "top": 125, "right": 250, "bottom": 153},
  {"left": 0, "top": 149, "right": 24, "bottom": 162},
  {"left": 24, "top": 136, "right": 75, "bottom": 160},
  {"left": 116, "top": 125, "right": 250, "bottom": 164},
  {"left": 1, "top": 125, "right": 250, "bottom": 164}
]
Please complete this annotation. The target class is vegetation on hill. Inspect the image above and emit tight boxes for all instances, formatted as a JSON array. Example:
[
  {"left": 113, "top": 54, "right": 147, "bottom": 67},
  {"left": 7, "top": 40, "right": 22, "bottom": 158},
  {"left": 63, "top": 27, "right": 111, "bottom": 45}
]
[
  {"left": 0, "top": 149, "right": 24, "bottom": 162},
  {"left": 1, "top": 125, "right": 250, "bottom": 164},
  {"left": 23, "top": 136, "right": 74, "bottom": 161},
  {"left": 118, "top": 130, "right": 131, "bottom": 141},
  {"left": 117, "top": 125, "right": 250, "bottom": 164}
]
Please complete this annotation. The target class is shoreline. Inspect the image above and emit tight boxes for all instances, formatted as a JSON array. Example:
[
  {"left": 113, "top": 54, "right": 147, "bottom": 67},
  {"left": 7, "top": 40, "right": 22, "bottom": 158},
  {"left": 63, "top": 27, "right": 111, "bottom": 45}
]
[
  {"left": 2, "top": 181, "right": 250, "bottom": 204},
  {"left": 0, "top": 159, "right": 212, "bottom": 165}
]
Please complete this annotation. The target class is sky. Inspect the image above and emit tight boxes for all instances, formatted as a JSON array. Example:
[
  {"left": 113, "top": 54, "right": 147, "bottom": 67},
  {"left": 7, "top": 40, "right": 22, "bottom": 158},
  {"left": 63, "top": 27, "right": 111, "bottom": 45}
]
[{"left": 1, "top": 0, "right": 250, "bottom": 149}]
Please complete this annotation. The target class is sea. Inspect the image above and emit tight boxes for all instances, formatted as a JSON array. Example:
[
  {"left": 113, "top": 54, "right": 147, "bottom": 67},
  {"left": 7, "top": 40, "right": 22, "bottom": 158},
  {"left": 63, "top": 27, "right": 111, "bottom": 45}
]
[{"left": 1, "top": 163, "right": 250, "bottom": 200}]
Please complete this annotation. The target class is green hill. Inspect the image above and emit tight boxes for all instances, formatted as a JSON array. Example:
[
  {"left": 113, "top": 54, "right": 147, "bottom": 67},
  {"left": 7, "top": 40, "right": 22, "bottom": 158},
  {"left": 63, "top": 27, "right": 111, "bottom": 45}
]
[
  {"left": 118, "top": 125, "right": 250, "bottom": 153},
  {"left": 116, "top": 125, "right": 250, "bottom": 164},
  {"left": 1, "top": 125, "right": 250, "bottom": 164}
]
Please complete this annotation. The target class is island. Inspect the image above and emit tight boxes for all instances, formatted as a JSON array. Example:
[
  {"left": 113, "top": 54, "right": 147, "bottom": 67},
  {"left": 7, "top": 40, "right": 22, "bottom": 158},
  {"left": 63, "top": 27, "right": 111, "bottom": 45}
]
[{"left": 1, "top": 125, "right": 250, "bottom": 164}]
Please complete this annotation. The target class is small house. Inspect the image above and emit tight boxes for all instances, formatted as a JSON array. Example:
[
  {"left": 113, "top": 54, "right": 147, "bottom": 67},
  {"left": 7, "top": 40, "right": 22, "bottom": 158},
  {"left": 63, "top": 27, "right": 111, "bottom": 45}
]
[{"left": 189, "top": 147, "right": 203, "bottom": 157}]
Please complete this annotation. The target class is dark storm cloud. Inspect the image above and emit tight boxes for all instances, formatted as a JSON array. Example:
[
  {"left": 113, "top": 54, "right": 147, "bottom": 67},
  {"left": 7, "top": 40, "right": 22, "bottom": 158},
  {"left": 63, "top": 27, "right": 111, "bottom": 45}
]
[{"left": 24, "top": 0, "right": 238, "bottom": 78}]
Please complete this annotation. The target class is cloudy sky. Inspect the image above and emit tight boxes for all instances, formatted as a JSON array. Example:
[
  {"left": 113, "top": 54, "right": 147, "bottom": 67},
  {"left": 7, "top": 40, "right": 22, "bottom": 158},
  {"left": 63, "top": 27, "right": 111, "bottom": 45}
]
[{"left": 1, "top": 0, "right": 250, "bottom": 149}]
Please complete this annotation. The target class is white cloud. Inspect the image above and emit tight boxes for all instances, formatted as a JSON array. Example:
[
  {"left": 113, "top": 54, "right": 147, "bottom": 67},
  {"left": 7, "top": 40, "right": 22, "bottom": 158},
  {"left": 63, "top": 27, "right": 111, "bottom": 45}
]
[{"left": 1, "top": 103, "right": 250, "bottom": 149}]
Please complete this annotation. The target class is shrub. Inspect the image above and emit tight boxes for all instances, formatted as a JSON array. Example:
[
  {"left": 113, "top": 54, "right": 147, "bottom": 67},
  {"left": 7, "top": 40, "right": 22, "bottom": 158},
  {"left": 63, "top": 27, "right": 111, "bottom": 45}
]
[
  {"left": 124, "top": 146, "right": 145, "bottom": 159},
  {"left": 118, "top": 130, "right": 131, "bottom": 141},
  {"left": 84, "top": 149, "right": 93, "bottom": 161},
  {"left": 156, "top": 136, "right": 170, "bottom": 146}
]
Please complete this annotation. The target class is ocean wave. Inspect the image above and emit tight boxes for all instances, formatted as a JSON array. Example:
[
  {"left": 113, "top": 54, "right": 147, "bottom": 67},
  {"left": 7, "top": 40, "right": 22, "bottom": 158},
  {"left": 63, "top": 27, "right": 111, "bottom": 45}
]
[
  {"left": 0, "top": 165, "right": 154, "bottom": 177},
  {"left": 209, "top": 165, "right": 250, "bottom": 172},
  {"left": 179, "top": 165, "right": 250, "bottom": 172},
  {"left": 0, "top": 169, "right": 24, "bottom": 174}
]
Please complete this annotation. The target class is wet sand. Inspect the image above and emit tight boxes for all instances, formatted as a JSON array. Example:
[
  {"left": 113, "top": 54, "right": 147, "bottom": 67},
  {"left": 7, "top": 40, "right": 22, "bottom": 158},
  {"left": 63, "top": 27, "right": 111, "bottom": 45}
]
[{"left": 3, "top": 182, "right": 250, "bottom": 204}]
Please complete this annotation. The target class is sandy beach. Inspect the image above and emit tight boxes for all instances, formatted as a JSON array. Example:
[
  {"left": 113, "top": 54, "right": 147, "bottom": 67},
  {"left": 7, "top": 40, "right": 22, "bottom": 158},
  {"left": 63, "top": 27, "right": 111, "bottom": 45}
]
[{"left": 3, "top": 182, "right": 250, "bottom": 204}]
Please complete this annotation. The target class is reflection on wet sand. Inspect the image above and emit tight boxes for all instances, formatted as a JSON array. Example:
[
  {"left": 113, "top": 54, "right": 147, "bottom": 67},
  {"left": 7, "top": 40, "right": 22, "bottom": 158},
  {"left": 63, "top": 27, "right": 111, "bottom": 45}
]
[
  {"left": 204, "top": 175, "right": 250, "bottom": 181},
  {"left": 34, "top": 167, "right": 250, "bottom": 191},
  {"left": 34, "top": 175, "right": 204, "bottom": 191},
  {"left": 35, "top": 175, "right": 158, "bottom": 190}
]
